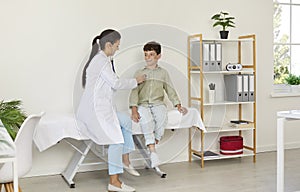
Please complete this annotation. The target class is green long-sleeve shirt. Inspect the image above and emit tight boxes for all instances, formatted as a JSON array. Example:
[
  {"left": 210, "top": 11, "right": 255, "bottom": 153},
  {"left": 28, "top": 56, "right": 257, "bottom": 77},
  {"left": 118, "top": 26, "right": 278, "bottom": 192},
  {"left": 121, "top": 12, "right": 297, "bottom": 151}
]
[{"left": 129, "top": 66, "right": 181, "bottom": 108}]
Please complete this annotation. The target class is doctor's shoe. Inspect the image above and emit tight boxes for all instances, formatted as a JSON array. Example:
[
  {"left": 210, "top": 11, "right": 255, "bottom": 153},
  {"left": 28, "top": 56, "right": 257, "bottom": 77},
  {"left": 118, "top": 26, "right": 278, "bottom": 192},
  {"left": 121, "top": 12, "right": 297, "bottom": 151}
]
[
  {"left": 150, "top": 152, "right": 160, "bottom": 168},
  {"left": 108, "top": 183, "right": 135, "bottom": 192},
  {"left": 123, "top": 163, "right": 140, "bottom": 176}
]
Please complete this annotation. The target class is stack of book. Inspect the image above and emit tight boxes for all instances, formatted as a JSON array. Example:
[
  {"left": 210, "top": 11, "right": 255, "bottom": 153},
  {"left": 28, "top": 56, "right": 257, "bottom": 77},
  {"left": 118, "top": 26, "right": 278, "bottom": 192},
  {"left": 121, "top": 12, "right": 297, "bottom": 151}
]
[
  {"left": 230, "top": 120, "right": 253, "bottom": 128},
  {"left": 230, "top": 120, "right": 249, "bottom": 124},
  {"left": 193, "top": 151, "right": 219, "bottom": 159}
]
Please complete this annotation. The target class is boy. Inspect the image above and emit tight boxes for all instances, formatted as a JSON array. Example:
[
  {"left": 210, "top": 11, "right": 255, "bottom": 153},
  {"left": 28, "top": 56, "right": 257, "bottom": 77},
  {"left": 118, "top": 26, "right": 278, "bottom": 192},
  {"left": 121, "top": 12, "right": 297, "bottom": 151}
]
[{"left": 129, "top": 41, "right": 187, "bottom": 168}]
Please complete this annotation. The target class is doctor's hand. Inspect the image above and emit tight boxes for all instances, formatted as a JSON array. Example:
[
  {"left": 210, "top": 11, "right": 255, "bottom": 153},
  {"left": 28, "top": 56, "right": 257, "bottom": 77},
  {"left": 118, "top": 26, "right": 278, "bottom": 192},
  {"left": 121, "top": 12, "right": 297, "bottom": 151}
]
[{"left": 136, "top": 74, "right": 146, "bottom": 84}]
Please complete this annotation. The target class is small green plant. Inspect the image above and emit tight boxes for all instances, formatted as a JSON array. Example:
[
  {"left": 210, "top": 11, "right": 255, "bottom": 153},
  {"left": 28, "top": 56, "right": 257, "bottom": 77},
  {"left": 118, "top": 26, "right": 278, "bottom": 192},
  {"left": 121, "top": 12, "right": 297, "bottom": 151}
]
[
  {"left": 209, "top": 83, "right": 216, "bottom": 90},
  {"left": 0, "top": 100, "right": 26, "bottom": 140},
  {"left": 284, "top": 74, "right": 300, "bottom": 85},
  {"left": 211, "top": 11, "right": 235, "bottom": 31}
]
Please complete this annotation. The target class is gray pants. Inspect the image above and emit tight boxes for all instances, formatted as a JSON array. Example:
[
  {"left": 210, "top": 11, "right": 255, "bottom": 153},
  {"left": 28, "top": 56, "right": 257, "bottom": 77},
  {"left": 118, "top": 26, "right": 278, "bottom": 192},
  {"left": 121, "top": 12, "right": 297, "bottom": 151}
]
[{"left": 138, "top": 105, "right": 168, "bottom": 146}]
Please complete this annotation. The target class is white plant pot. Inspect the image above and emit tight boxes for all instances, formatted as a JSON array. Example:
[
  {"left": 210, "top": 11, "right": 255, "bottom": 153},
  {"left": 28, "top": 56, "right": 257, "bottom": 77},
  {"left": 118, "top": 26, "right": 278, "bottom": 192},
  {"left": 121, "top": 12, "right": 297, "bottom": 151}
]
[
  {"left": 208, "top": 90, "right": 216, "bottom": 103},
  {"left": 291, "top": 85, "right": 300, "bottom": 93}
]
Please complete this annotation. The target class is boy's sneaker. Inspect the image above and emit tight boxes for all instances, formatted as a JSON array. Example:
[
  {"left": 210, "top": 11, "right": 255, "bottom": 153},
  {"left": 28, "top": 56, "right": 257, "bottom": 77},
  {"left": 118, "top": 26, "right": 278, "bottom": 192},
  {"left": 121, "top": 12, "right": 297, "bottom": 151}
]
[{"left": 150, "top": 152, "right": 160, "bottom": 168}]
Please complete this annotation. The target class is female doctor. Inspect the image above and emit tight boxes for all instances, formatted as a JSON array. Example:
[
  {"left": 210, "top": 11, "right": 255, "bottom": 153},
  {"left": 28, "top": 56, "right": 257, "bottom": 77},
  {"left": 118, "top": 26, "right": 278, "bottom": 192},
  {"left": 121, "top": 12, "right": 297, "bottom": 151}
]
[{"left": 77, "top": 29, "right": 145, "bottom": 192}]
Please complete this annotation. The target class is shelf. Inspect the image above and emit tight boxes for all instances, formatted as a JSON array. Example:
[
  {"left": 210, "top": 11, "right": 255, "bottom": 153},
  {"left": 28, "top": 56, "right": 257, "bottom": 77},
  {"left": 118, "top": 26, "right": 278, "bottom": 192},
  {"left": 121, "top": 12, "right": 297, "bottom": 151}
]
[
  {"left": 192, "top": 148, "right": 255, "bottom": 161},
  {"left": 203, "top": 101, "right": 255, "bottom": 106},
  {"left": 190, "top": 38, "right": 254, "bottom": 43},
  {"left": 205, "top": 123, "right": 255, "bottom": 133},
  {"left": 190, "top": 100, "right": 255, "bottom": 106},
  {"left": 203, "top": 70, "right": 254, "bottom": 74},
  {"left": 204, "top": 39, "right": 254, "bottom": 43},
  {"left": 189, "top": 70, "right": 255, "bottom": 74}
]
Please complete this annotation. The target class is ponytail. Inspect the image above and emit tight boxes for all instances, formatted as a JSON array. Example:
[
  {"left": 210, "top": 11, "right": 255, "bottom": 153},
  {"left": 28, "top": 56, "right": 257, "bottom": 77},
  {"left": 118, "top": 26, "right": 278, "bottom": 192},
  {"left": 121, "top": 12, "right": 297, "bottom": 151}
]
[
  {"left": 82, "top": 36, "right": 100, "bottom": 88},
  {"left": 82, "top": 29, "right": 121, "bottom": 88}
]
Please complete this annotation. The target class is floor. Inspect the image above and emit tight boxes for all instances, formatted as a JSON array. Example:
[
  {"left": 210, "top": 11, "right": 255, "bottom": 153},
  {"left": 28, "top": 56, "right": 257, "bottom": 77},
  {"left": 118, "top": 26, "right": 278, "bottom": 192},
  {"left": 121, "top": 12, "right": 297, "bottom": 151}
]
[{"left": 19, "top": 149, "right": 300, "bottom": 192}]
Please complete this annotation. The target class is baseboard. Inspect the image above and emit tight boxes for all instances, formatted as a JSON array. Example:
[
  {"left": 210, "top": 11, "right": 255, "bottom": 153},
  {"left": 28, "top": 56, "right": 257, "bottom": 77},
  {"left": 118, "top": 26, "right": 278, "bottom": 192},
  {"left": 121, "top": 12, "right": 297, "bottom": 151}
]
[{"left": 257, "top": 141, "right": 300, "bottom": 153}]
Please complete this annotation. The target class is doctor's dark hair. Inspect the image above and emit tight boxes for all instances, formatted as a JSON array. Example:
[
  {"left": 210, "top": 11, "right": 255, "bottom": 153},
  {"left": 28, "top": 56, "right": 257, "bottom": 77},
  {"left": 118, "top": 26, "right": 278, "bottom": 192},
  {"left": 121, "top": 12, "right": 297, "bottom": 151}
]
[
  {"left": 82, "top": 29, "right": 121, "bottom": 88},
  {"left": 143, "top": 41, "right": 161, "bottom": 55}
]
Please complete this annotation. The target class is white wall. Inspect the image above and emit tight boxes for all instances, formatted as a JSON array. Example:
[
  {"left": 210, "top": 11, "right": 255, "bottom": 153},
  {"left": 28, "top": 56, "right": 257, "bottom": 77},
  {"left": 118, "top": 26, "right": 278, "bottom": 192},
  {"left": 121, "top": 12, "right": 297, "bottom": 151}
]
[{"left": 3, "top": 0, "right": 299, "bottom": 177}]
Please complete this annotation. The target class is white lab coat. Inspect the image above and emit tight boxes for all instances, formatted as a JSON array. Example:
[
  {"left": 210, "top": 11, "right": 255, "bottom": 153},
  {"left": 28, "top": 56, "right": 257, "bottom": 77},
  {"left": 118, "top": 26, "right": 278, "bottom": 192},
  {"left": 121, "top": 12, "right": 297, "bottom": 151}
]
[{"left": 77, "top": 51, "right": 137, "bottom": 145}]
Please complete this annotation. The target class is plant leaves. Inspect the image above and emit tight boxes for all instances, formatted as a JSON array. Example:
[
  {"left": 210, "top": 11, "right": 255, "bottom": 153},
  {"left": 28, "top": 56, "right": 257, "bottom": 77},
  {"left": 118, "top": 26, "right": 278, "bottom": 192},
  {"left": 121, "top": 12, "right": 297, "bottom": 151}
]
[
  {"left": 0, "top": 100, "right": 26, "bottom": 140},
  {"left": 211, "top": 14, "right": 221, "bottom": 20},
  {"left": 211, "top": 11, "right": 236, "bottom": 30}
]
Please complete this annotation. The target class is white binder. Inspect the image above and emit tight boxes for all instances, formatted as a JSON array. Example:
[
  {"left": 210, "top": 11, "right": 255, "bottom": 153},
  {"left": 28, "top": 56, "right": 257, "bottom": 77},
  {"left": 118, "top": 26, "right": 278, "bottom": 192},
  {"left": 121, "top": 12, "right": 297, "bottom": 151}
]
[
  {"left": 216, "top": 43, "right": 222, "bottom": 71},
  {"left": 237, "top": 75, "right": 243, "bottom": 102},
  {"left": 224, "top": 74, "right": 243, "bottom": 102},
  {"left": 203, "top": 43, "right": 210, "bottom": 71},
  {"left": 209, "top": 43, "right": 216, "bottom": 71},
  {"left": 248, "top": 74, "right": 255, "bottom": 101},
  {"left": 242, "top": 75, "right": 249, "bottom": 102},
  {"left": 191, "top": 41, "right": 200, "bottom": 68}
]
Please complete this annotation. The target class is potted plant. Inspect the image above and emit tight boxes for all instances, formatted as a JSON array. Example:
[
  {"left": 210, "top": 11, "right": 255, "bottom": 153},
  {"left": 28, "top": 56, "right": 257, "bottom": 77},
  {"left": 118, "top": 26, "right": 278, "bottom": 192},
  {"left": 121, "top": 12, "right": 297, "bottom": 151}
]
[
  {"left": 284, "top": 74, "right": 300, "bottom": 92},
  {"left": 208, "top": 83, "right": 216, "bottom": 103},
  {"left": 0, "top": 100, "right": 26, "bottom": 140},
  {"left": 209, "top": 83, "right": 216, "bottom": 90},
  {"left": 211, "top": 11, "right": 235, "bottom": 39}
]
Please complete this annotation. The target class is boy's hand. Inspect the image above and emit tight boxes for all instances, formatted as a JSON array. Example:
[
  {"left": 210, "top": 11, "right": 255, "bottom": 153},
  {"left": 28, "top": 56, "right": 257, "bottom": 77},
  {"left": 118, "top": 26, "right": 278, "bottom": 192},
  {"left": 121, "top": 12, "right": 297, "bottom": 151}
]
[
  {"left": 177, "top": 104, "right": 188, "bottom": 115},
  {"left": 131, "top": 112, "right": 140, "bottom": 122},
  {"left": 131, "top": 106, "right": 140, "bottom": 122}
]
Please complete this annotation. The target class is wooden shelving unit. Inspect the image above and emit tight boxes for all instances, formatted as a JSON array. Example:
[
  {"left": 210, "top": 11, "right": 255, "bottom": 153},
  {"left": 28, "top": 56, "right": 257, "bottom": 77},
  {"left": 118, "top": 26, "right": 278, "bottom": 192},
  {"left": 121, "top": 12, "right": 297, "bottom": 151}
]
[{"left": 187, "top": 34, "right": 256, "bottom": 168}]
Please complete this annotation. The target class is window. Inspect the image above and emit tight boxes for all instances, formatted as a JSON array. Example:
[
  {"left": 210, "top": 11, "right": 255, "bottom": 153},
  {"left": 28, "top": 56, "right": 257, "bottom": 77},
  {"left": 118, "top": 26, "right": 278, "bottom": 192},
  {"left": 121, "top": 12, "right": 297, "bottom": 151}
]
[{"left": 274, "top": 0, "right": 300, "bottom": 84}]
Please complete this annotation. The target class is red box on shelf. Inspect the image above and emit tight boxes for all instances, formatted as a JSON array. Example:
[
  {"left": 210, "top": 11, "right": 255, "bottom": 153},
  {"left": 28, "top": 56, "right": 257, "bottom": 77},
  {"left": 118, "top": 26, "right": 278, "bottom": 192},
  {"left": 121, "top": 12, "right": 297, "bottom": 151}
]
[{"left": 220, "top": 136, "right": 243, "bottom": 155}]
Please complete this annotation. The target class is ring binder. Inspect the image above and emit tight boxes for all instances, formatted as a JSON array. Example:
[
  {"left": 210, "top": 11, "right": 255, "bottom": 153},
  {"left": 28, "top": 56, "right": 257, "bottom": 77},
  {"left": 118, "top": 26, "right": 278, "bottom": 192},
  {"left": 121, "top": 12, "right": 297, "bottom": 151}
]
[
  {"left": 224, "top": 74, "right": 243, "bottom": 102},
  {"left": 242, "top": 74, "right": 249, "bottom": 101},
  {"left": 203, "top": 43, "right": 210, "bottom": 71},
  {"left": 209, "top": 43, "right": 216, "bottom": 71},
  {"left": 191, "top": 41, "right": 200, "bottom": 68},
  {"left": 216, "top": 43, "right": 222, "bottom": 71},
  {"left": 248, "top": 74, "right": 255, "bottom": 101}
]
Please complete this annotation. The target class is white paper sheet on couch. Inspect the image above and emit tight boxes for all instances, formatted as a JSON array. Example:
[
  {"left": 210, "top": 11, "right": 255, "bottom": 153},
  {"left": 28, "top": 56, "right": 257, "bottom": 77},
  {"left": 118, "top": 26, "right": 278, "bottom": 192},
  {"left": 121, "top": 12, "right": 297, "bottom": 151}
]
[
  {"left": 33, "top": 108, "right": 205, "bottom": 152},
  {"left": 131, "top": 108, "right": 205, "bottom": 134}
]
